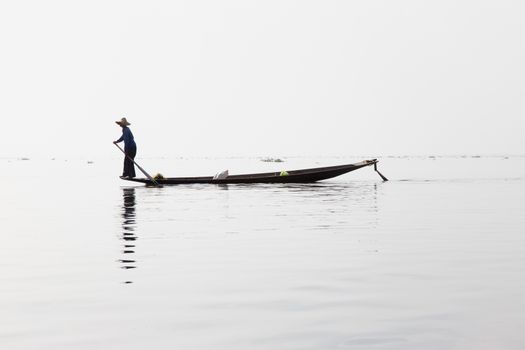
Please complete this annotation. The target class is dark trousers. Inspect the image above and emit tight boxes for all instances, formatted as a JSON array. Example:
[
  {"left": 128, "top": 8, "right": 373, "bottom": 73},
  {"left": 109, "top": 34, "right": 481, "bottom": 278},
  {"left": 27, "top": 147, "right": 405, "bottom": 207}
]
[{"left": 123, "top": 147, "right": 137, "bottom": 178}]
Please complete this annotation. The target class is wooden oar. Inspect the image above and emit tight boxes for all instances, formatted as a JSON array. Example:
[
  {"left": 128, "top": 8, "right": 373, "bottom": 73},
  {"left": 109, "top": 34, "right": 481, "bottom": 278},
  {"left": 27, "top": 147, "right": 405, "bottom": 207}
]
[
  {"left": 114, "top": 143, "right": 160, "bottom": 186},
  {"left": 374, "top": 162, "right": 388, "bottom": 181}
]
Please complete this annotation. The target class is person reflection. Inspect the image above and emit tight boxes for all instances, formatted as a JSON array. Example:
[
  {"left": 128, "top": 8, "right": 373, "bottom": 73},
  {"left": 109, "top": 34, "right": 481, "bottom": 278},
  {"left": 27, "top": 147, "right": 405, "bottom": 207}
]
[{"left": 120, "top": 187, "right": 137, "bottom": 273}]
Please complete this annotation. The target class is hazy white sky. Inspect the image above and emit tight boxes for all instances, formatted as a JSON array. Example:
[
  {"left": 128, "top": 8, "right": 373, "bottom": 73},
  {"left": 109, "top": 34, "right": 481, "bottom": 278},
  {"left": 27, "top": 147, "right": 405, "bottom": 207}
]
[{"left": 1, "top": 0, "right": 523, "bottom": 158}]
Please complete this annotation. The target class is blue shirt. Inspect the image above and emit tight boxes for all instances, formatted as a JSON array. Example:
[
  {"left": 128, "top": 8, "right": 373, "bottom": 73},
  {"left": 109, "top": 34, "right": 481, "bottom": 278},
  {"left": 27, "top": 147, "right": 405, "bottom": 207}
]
[{"left": 116, "top": 127, "right": 136, "bottom": 149}]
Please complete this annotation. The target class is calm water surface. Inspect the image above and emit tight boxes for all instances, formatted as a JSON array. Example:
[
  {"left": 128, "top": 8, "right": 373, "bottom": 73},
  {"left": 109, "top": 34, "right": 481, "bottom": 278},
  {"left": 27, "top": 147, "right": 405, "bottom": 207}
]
[{"left": 1, "top": 156, "right": 524, "bottom": 349}]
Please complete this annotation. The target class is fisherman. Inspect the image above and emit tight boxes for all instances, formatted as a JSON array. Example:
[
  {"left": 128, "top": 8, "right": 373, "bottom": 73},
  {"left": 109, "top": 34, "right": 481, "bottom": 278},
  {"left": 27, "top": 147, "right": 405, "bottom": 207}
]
[{"left": 113, "top": 117, "right": 137, "bottom": 179}]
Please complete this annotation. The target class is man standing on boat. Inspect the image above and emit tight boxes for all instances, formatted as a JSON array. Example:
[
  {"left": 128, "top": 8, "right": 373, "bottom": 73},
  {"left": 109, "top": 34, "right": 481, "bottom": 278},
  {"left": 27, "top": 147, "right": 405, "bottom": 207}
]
[{"left": 113, "top": 117, "right": 137, "bottom": 179}]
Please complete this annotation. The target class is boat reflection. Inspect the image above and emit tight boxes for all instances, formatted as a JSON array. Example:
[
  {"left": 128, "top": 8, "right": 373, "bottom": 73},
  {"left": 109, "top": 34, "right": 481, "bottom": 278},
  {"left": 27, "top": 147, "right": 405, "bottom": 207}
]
[{"left": 120, "top": 187, "right": 137, "bottom": 281}]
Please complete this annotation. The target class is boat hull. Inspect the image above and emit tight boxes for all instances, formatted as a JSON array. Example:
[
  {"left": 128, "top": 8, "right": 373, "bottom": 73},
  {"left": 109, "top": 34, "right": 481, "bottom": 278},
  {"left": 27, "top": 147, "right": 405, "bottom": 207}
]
[{"left": 123, "top": 159, "right": 379, "bottom": 185}]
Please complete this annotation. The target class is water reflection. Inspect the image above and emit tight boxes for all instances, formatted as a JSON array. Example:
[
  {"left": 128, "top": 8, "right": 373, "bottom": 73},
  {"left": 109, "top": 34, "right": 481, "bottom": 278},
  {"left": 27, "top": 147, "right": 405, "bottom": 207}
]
[{"left": 120, "top": 188, "right": 137, "bottom": 280}]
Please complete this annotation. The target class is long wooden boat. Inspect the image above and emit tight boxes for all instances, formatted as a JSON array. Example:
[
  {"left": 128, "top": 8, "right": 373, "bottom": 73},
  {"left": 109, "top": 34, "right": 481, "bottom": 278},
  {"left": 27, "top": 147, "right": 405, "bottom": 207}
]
[{"left": 122, "top": 159, "right": 387, "bottom": 185}]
